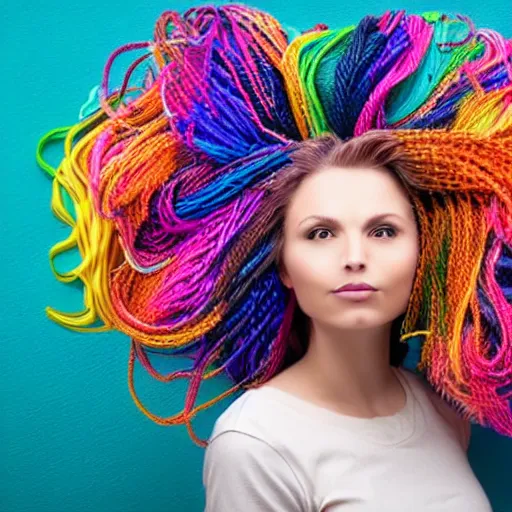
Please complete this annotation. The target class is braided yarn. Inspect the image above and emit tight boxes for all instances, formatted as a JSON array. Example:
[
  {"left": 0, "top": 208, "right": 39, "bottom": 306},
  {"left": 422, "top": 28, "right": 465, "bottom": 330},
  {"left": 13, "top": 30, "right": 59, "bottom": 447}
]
[{"left": 36, "top": 5, "right": 512, "bottom": 447}]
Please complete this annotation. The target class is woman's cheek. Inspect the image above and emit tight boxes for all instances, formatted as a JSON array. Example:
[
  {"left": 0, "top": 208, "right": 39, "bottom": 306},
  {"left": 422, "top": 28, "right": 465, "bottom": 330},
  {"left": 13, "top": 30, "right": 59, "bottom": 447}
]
[{"left": 301, "top": 251, "right": 333, "bottom": 285}]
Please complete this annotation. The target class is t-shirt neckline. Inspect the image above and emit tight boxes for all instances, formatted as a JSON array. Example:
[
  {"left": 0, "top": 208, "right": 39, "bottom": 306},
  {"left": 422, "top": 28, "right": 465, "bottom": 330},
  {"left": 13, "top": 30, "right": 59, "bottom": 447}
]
[{"left": 252, "top": 366, "right": 418, "bottom": 445}]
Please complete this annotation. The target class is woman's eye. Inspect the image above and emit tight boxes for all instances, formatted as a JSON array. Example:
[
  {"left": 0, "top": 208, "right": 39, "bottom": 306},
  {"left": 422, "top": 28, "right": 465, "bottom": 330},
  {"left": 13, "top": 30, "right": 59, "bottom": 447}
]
[
  {"left": 307, "top": 228, "right": 333, "bottom": 240},
  {"left": 373, "top": 227, "right": 397, "bottom": 238},
  {"left": 307, "top": 226, "right": 397, "bottom": 240}
]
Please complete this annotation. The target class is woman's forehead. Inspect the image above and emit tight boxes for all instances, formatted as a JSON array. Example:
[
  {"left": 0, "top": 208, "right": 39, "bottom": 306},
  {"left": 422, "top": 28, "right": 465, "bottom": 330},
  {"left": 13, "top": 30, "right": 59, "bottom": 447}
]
[{"left": 285, "top": 167, "right": 414, "bottom": 223}]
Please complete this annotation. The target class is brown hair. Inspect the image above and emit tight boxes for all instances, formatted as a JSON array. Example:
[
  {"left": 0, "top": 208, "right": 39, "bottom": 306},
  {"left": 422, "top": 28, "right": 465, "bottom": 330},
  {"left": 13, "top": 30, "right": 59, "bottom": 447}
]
[{"left": 263, "top": 130, "right": 424, "bottom": 368}]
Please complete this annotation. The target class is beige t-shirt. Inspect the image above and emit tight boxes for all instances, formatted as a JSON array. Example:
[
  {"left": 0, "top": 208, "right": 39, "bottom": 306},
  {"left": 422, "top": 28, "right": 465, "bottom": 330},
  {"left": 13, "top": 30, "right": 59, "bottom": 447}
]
[{"left": 203, "top": 367, "right": 492, "bottom": 511}]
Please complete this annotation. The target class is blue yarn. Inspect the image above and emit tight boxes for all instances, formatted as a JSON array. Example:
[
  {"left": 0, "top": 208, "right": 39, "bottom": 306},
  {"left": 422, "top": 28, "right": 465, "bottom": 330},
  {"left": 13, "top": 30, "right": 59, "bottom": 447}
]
[
  {"left": 404, "top": 61, "right": 512, "bottom": 129},
  {"left": 235, "top": 240, "right": 275, "bottom": 283},
  {"left": 175, "top": 147, "right": 294, "bottom": 219},
  {"left": 330, "top": 16, "right": 383, "bottom": 137},
  {"left": 172, "top": 28, "right": 300, "bottom": 163},
  {"left": 223, "top": 268, "right": 285, "bottom": 380}
]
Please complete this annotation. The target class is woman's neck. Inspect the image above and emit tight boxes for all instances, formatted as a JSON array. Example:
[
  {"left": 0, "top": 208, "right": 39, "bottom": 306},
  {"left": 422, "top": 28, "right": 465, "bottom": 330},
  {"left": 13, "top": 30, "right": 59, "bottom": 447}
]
[{"left": 263, "top": 321, "right": 406, "bottom": 418}]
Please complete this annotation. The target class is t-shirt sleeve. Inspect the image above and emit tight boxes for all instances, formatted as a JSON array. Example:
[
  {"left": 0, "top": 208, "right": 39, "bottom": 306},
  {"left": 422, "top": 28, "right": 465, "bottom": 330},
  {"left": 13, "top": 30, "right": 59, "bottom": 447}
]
[
  {"left": 403, "top": 369, "right": 471, "bottom": 451},
  {"left": 203, "top": 430, "right": 307, "bottom": 512},
  {"left": 434, "top": 397, "right": 471, "bottom": 450},
  {"left": 422, "top": 381, "right": 471, "bottom": 451}
]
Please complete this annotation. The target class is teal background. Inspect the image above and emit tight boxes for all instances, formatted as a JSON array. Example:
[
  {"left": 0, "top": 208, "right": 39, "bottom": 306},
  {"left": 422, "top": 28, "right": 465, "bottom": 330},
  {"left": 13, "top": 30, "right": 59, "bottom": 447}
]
[{"left": 3, "top": 1, "right": 511, "bottom": 511}]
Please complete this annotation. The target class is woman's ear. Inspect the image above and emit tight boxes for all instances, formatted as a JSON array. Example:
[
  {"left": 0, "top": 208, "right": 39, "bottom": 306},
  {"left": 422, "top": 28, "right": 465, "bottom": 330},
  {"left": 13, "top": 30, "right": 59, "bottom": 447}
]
[
  {"left": 277, "top": 260, "right": 293, "bottom": 289},
  {"left": 275, "top": 232, "right": 292, "bottom": 289}
]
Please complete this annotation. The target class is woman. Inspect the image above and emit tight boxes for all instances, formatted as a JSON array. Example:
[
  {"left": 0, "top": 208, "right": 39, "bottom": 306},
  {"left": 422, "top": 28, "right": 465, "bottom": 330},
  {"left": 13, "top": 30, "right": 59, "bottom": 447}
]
[
  {"left": 37, "top": 4, "right": 511, "bottom": 511},
  {"left": 202, "top": 131, "right": 492, "bottom": 511}
]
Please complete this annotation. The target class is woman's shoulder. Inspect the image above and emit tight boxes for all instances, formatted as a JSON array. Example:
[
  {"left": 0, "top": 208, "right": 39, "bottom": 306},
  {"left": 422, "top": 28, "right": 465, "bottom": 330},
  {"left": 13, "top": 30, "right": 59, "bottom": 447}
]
[
  {"left": 207, "top": 390, "right": 252, "bottom": 442},
  {"left": 398, "top": 366, "right": 471, "bottom": 451},
  {"left": 203, "top": 393, "right": 310, "bottom": 510},
  {"left": 204, "top": 389, "right": 311, "bottom": 510},
  {"left": 208, "top": 387, "right": 279, "bottom": 443}
]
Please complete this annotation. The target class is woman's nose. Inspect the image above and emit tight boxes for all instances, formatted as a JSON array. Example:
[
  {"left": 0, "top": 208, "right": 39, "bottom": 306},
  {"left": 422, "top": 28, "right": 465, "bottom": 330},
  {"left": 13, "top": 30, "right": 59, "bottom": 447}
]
[
  {"left": 342, "top": 238, "right": 367, "bottom": 270},
  {"left": 345, "top": 260, "right": 366, "bottom": 270}
]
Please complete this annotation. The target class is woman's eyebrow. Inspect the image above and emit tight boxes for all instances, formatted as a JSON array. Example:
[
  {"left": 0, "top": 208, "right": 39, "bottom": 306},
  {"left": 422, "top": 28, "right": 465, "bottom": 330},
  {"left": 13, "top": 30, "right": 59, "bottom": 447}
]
[{"left": 298, "top": 213, "right": 404, "bottom": 228}]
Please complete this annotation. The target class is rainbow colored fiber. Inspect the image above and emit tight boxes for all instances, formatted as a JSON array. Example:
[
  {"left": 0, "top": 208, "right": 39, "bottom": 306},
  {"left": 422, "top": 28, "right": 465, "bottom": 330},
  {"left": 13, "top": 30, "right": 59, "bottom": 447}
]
[{"left": 36, "top": 5, "right": 512, "bottom": 447}]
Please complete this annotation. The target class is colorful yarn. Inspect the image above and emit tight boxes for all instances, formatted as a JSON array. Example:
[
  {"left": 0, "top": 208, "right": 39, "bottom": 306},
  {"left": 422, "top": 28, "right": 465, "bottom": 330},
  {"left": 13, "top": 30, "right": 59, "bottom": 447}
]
[{"left": 36, "top": 5, "right": 512, "bottom": 447}]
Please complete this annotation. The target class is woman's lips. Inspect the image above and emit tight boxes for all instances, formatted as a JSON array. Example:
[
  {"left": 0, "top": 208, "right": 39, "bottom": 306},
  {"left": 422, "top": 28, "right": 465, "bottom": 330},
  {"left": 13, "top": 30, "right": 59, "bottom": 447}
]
[
  {"left": 334, "top": 283, "right": 376, "bottom": 292},
  {"left": 333, "top": 289, "right": 376, "bottom": 301}
]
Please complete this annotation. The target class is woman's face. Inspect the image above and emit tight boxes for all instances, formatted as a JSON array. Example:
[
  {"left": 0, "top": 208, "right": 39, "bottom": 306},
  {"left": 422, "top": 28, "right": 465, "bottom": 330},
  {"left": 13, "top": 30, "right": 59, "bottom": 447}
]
[{"left": 279, "top": 165, "right": 420, "bottom": 331}]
